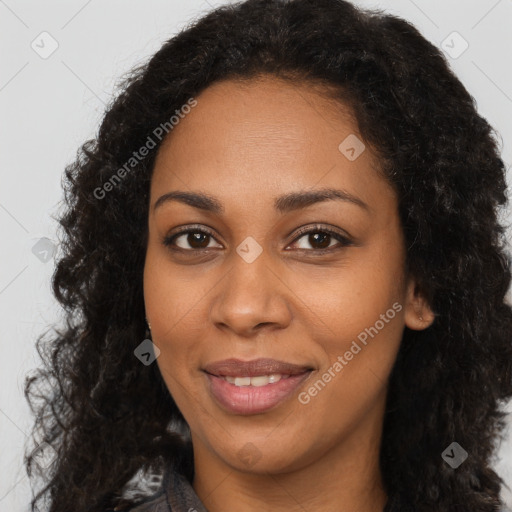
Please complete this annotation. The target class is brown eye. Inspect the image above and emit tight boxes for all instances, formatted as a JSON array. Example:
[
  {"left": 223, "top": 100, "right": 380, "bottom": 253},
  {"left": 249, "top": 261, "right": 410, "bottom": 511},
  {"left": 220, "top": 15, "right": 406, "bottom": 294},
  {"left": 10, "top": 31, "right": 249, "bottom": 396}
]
[
  {"left": 184, "top": 232, "right": 210, "bottom": 249},
  {"left": 163, "top": 226, "right": 222, "bottom": 251},
  {"left": 289, "top": 225, "right": 353, "bottom": 252},
  {"left": 306, "top": 232, "right": 332, "bottom": 249}
]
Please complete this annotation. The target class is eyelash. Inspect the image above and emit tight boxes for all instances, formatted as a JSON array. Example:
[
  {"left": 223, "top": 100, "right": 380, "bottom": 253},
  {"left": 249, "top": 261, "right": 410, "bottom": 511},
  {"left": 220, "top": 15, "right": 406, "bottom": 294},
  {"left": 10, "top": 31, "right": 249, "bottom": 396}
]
[{"left": 162, "top": 223, "right": 353, "bottom": 255}]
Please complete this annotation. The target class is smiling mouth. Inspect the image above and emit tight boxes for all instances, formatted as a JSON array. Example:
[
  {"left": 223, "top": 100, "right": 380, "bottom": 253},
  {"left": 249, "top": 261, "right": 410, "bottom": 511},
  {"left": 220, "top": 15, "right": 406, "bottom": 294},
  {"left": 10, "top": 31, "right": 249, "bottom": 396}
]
[{"left": 203, "top": 367, "right": 314, "bottom": 415}]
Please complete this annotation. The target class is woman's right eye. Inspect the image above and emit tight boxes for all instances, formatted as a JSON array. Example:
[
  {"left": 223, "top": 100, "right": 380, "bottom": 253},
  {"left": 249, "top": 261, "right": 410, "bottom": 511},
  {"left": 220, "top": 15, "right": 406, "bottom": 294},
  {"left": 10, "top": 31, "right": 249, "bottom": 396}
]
[{"left": 163, "top": 227, "right": 223, "bottom": 251}]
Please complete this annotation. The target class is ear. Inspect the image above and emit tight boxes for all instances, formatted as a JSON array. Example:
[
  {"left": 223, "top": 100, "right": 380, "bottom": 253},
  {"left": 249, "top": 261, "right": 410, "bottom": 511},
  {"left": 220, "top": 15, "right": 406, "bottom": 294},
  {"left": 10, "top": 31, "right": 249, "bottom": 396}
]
[{"left": 403, "top": 278, "right": 436, "bottom": 330}]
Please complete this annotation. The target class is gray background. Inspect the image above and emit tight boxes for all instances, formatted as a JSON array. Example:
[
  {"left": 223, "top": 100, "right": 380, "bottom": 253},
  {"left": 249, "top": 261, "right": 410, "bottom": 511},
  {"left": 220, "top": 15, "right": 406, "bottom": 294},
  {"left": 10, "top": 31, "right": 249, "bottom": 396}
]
[{"left": 1, "top": 0, "right": 511, "bottom": 510}]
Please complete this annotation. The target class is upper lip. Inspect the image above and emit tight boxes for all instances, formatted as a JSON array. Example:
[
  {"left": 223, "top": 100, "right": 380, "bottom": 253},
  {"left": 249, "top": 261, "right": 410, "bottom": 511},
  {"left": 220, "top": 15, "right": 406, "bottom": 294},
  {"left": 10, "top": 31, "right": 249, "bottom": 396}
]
[{"left": 203, "top": 358, "right": 313, "bottom": 377}]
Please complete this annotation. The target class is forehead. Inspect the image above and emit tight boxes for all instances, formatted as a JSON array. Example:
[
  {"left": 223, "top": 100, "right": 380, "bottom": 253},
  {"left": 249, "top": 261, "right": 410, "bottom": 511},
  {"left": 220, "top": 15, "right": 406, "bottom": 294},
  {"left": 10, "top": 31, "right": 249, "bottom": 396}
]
[{"left": 151, "top": 76, "right": 389, "bottom": 212}]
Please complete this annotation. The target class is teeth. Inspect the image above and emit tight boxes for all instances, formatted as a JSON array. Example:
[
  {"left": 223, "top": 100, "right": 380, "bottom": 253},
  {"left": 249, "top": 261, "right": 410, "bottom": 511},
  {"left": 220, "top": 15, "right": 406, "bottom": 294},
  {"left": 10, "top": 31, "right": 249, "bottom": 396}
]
[{"left": 223, "top": 374, "right": 285, "bottom": 386}]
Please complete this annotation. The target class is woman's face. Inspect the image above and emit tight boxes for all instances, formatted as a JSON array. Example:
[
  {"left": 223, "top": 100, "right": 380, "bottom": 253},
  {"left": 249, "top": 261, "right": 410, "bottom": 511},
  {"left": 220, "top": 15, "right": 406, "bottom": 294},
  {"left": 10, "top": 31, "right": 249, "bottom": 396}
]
[{"left": 144, "top": 76, "right": 432, "bottom": 477}]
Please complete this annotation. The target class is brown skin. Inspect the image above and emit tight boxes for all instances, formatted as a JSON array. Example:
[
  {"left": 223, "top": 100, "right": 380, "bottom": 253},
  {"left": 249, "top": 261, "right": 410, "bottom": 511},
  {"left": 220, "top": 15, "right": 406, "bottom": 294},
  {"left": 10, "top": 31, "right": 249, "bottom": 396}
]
[{"left": 143, "top": 75, "right": 434, "bottom": 512}]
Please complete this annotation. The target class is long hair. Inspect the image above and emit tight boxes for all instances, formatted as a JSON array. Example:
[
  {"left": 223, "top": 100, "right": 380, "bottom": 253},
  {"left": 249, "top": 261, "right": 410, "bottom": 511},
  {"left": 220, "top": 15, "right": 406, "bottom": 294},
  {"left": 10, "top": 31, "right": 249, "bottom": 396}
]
[{"left": 25, "top": 1, "right": 512, "bottom": 510}]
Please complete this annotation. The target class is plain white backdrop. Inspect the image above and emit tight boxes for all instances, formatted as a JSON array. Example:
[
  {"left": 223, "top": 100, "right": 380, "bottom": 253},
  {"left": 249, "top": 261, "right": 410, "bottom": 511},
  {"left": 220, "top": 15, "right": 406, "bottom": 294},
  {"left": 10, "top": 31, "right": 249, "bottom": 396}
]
[{"left": 1, "top": 0, "right": 511, "bottom": 510}]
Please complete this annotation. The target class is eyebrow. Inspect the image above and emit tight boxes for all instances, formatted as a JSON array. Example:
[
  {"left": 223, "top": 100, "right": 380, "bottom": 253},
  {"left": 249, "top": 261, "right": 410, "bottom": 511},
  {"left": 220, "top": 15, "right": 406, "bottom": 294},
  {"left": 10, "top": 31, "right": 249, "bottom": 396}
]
[{"left": 153, "top": 187, "right": 369, "bottom": 214}]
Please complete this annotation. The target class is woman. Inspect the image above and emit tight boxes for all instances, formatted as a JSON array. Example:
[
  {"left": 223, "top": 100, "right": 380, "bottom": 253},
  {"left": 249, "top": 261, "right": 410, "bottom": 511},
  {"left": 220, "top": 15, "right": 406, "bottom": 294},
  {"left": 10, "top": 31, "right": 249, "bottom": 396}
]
[{"left": 25, "top": 0, "right": 512, "bottom": 511}]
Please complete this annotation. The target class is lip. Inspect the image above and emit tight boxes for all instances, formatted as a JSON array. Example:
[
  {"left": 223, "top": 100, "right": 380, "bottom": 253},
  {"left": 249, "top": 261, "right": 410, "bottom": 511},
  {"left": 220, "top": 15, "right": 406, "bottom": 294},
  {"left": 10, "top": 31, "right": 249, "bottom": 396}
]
[
  {"left": 202, "top": 358, "right": 314, "bottom": 415},
  {"left": 203, "top": 358, "right": 313, "bottom": 377}
]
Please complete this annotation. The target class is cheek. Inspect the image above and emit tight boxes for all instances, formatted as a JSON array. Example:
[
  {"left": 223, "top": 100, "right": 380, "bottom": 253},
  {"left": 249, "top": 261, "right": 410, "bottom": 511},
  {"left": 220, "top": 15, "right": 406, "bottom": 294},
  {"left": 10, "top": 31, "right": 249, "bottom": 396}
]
[
  {"left": 295, "top": 236, "right": 404, "bottom": 349},
  {"left": 143, "top": 246, "right": 208, "bottom": 341},
  {"left": 296, "top": 288, "right": 404, "bottom": 436},
  {"left": 143, "top": 250, "right": 200, "bottom": 389},
  {"left": 293, "top": 231, "right": 406, "bottom": 399}
]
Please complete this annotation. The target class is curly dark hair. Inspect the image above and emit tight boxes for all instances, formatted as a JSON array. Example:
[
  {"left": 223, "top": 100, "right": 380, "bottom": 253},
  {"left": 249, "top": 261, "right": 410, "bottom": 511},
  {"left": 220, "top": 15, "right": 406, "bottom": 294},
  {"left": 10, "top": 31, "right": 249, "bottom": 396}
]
[{"left": 24, "top": 0, "right": 512, "bottom": 511}]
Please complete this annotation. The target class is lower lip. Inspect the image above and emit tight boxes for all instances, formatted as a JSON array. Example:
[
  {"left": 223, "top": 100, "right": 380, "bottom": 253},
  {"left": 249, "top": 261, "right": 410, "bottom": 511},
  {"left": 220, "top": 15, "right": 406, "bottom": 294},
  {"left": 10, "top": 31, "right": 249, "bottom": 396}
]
[{"left": 204, "top": 371, "right": 312, "bottom": 415}]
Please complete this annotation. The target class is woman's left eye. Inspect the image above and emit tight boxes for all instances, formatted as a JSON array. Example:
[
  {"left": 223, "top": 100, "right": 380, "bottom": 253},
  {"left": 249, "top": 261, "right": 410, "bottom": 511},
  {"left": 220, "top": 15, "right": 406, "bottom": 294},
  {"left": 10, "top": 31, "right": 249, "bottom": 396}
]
[{"left": 289, "top": 226, "right": 353, "bottom": 252}]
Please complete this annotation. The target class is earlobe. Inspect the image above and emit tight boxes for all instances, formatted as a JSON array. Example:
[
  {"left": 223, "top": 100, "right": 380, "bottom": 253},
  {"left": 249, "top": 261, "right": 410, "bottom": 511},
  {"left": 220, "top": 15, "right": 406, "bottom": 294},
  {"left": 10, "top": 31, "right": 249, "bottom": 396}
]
[{"left": 403, "top": 279, "right": 436, "bottom": 330}]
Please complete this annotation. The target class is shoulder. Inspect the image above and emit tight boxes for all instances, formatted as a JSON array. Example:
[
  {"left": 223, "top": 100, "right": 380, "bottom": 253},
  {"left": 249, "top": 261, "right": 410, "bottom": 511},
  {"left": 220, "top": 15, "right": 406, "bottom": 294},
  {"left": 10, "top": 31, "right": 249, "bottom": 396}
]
[
  {"left": 105, "top": 470, "right": 169, "bottom": 512},
  {"left": 124, "top": 492, "right": 169, "bottom": 512},
  {"left": 104, "top": 490, "right": 168, "bottom": 512}
]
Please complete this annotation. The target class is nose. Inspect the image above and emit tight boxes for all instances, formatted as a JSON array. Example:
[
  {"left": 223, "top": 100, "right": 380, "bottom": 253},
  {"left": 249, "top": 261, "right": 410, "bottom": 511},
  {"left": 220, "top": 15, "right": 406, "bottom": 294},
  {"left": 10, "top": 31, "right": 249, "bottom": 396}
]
[{"left": 209, "top": 247, "right": 292, "bottom": 338}]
